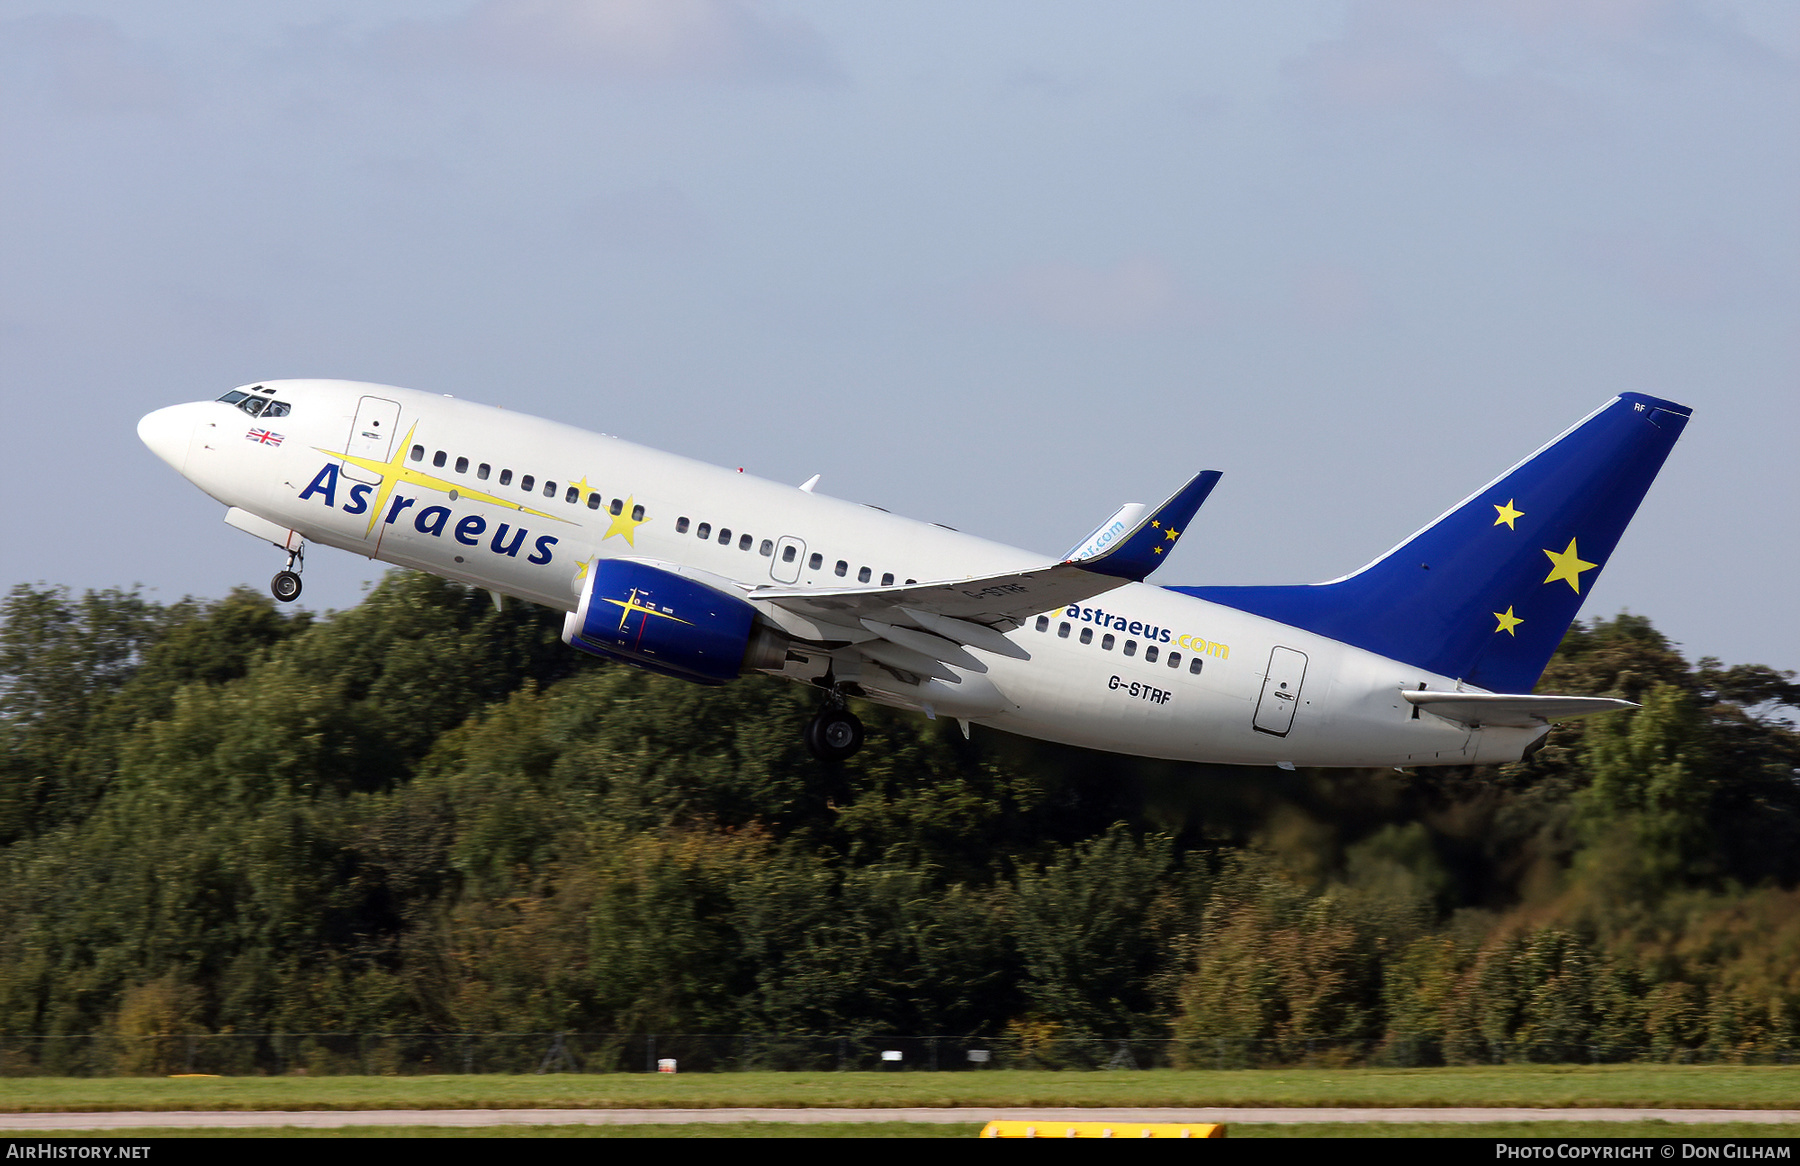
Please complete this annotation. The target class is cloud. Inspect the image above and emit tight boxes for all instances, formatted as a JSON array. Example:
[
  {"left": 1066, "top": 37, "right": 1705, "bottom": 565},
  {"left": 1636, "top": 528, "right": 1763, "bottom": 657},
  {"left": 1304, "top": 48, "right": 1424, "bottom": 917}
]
[
  {"left": 1282, "top": 0, "right": 1791, "bottom": 140},
  {"left": 970, "top": 255, "right": 1217, "bottom": 335},
  {"left": 1, "top": 14, "right": 181, "bottom": 114},
  {"left": 378, "top": 0, "right": 839, "bottom": 84}
]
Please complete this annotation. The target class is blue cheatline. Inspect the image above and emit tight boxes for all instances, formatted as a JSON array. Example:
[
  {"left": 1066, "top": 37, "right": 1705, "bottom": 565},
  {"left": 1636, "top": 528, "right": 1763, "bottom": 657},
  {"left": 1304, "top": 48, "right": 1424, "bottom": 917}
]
[{"left": 1172, "top": 393, "right": 1691, "bottom": 694}]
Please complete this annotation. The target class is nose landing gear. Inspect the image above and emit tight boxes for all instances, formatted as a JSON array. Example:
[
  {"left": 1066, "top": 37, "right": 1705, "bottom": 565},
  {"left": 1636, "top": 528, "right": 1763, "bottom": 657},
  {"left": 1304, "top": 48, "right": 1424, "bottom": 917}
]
[
  {"left": 804, "top": 695, "right": 864, "bottom": 763},
  {"left": 270, "top": 544, "right": 305, "bottom": 603}
]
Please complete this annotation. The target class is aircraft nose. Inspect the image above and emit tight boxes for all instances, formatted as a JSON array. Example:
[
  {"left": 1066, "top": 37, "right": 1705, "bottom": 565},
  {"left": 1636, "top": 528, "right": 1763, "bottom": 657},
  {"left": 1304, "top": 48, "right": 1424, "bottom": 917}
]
[{"left": 137, "top": 405, "right": 193, "bottom": 473}]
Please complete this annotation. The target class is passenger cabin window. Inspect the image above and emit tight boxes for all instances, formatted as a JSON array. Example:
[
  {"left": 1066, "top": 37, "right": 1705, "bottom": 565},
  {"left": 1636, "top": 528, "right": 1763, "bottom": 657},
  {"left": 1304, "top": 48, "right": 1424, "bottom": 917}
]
[
  {"left": 1102, "top": 634, "right": 1115, "bottom": 650},
  {"left": 631, "top": 504, "right": 645, "bottom": 521},
  {"left": 1189, "top": 657, "right": 1204, "bottom": 675},
  {"left": 696, "top": 522, "right": 711, "bottom": 539},
  {"left": 857, "top": 566, "right": 871, "bottom": 583},
  {"left": 500, "top": 469, "right": 513, "bottom": 486},
  {"left": 433, "top": 451, "right": 446, "bottom": 468},
  {"left": 835, "top": 560, "right": 848, "bottom": 577},
  {"left": 411, "top": 446, "right": 425, "bottom": 462},
  {"left": 676, "top": 517, "right": 690, "bottom": 533},
  {"left": 719, "top": 528, "right": 732, "bottom": 544},
  {"left": 1145, "top": 645, "right": 1160, "bottom": 663},
  {"left": 543, "top": 481, "right": 556, "bottom": 497},
  {"left": 881, "top": 573, "right": 894, "bottom": 587},
  {"left": 521, "top": 474, "right": 535, "bottom": 492},
  {"left": 759, "top": 539, "right": 773, "bottom": 556},
  {"left": 477, "top": 464, "right": 490, "bottom": 480},
  {"left": 782, "top": 545, "right": 797, "bottom": 563},
  {"left": 1080, "top": 628, "right": 1093, "bottom": 645},
  {"left": 739, "top": 534, "right": 753, "bottom": 551},
  {"left": 588, "top": 493, "right": 602, "bottom": 510},
  {"left": 455, "top": 456, "right": 469, "bottom": 474},
  {"left": 1169, "top": 652, "right": 1181, "bottom": 669},
  {"left": 1124, "top": 640, "right": 1137, "bottom": 657},
  {"left": 1035, "top": 616, "right": 1049, "bottom": 633},
  {"left": 1058, "top": 622, "right": 1071, "bottom": 638},
  {"left": 610, "top": 499, "right": 624, "bottom": 516},
  {"left": 809, "top": 553, "right": 822, "bottom": 570},
  {"left": 565, "top": 486, "right": 578, "bottom": 504}
]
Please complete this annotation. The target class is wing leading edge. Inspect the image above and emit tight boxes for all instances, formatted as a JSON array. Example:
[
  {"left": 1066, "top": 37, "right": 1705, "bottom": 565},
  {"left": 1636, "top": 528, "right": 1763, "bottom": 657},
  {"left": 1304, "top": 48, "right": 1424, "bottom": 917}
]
[{"left": 745, "top": 468, "right": 1223, "bottom": 682}]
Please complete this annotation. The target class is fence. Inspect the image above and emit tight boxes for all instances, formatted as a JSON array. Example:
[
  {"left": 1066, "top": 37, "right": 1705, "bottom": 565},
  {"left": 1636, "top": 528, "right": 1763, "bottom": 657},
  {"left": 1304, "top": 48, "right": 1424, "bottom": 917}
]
[{"left": 0, "top": 1032, "right": 1793, "bottom": 1076}]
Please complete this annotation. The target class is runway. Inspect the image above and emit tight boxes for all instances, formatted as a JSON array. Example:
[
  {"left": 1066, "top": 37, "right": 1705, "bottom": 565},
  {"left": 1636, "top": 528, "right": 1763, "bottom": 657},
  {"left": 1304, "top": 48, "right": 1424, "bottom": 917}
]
[{"left": 4, "top": 1107, "right": 1798, "bottom": 1130}]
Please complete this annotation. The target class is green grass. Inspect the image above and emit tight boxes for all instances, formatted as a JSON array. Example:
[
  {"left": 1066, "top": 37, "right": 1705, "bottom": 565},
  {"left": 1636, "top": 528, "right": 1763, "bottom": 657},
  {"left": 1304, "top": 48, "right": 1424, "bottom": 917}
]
[
  {"left": 19, "top": 1122, "right": 1800, "bottom": 1139},
  {"left": 1, "top": 1065, "right": 1797, "bottom": 1113}
]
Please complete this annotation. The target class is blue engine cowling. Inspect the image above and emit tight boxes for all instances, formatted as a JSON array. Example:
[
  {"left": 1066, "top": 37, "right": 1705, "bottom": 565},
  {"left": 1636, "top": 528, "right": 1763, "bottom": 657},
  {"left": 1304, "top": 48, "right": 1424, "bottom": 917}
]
[{"left": 562, "top": 559, "right": 764, "bottom": 685}]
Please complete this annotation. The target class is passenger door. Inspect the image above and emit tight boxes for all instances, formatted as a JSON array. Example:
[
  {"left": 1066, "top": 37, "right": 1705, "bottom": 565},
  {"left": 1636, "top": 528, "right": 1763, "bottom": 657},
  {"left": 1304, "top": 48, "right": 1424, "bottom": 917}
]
[{"left": 342, "top": 396, "right": 401, "bottom": 483}]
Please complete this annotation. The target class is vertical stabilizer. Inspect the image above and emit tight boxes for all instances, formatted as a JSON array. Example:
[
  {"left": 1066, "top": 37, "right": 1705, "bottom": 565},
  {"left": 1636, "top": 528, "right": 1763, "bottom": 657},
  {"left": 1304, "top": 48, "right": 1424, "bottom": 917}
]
[{"left": 1175, "top": 394, "right": 1690, "bottom": 692}]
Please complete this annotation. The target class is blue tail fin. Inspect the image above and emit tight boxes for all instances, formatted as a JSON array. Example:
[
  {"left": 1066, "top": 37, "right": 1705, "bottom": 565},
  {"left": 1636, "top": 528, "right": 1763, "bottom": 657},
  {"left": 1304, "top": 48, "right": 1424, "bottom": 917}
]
[{"left": 1172, "top": 393, "right": 1690, "bottom": 693}]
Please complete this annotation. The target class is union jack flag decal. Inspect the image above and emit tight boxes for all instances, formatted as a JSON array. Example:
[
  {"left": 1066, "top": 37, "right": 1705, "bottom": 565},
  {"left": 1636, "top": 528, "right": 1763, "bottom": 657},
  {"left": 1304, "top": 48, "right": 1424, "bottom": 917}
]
[{"left": 246, "top": 428, "right": 284, "bottom": 446}]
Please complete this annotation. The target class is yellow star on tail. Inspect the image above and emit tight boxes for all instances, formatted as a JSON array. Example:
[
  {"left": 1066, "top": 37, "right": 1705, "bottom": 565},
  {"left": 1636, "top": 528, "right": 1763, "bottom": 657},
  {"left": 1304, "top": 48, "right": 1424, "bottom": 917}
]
[
  {"left": 1542, "top": 538, "right": 1597, "bottom": 592},
  {"left": 1493, "top": 499, "right": 1523, "bottom": 529},
  {"left": 1494, "top": 606, "right": 1523, "bottom": 636}
]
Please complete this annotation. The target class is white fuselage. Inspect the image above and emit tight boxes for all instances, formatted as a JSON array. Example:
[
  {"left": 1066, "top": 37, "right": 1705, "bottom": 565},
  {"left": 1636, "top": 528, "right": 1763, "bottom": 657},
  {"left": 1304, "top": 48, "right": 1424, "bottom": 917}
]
[{"left": 139, "top": 379, "right": 1545, "bottom": 768}]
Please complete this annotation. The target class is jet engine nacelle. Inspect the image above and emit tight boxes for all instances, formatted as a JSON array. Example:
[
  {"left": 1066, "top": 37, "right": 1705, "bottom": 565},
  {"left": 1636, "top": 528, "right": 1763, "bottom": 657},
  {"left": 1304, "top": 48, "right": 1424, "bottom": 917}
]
[{"left": 562, "top": 558, "right": 788, "bottom": 685}]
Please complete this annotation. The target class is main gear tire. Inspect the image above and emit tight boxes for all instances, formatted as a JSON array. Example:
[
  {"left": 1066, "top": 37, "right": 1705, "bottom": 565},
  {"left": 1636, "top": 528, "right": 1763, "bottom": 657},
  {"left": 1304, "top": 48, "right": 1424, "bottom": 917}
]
[{"left": 805, "top": 707, "right": 864, "bottom": 763}]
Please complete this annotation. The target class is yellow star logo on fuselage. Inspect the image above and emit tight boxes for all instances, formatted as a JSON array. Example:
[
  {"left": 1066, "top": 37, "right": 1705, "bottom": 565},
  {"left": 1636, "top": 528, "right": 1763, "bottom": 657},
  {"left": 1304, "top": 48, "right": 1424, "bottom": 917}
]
[
  {"left": 604, "top": 495, "right": 647, "bottom": 545},
  {"left": 1542, "top": 537, "right": 1598, "bottom": 592},
  {"left": 1494, "top": 499, "right": 1523, "bottom": 529},
  {"left": 1494, "top": 606, "right": 1523, "bottom": 636},
  {"left": 321, "top": 423, "right": 566, "bottom": 535}
]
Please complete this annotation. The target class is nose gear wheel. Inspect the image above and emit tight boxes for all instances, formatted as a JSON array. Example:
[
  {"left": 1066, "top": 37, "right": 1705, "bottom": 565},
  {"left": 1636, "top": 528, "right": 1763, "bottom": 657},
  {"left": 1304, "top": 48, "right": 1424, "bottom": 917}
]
[{"left": 270, "top": 544, "right": 305, "bottom": 602}]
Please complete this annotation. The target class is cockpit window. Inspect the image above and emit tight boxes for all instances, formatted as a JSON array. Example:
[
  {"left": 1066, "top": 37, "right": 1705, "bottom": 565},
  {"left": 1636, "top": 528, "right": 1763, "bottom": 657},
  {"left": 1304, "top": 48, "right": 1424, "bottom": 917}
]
[{"left": 215, "top": 389, "right": 289, "bottom": 418}]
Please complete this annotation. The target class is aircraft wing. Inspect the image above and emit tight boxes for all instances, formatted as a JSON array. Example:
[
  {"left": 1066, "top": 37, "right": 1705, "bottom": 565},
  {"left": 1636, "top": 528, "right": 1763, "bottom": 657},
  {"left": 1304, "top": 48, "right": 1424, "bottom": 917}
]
[
  {"left": 746, "top": 469, "right": 1222, "bottom": 682},
  {"left": 751, "top": 560, "right": 1126, "bottom": 632},
  {"left": 1403, "top": 691, "right": 1637, "bottom": 728}
]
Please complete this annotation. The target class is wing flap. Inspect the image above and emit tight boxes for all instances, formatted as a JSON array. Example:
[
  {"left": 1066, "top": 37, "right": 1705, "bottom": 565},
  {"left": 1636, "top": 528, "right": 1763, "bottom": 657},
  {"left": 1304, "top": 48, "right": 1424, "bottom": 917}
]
[{"left": 861, "top": 619, "right": 987, "bottom": 673}]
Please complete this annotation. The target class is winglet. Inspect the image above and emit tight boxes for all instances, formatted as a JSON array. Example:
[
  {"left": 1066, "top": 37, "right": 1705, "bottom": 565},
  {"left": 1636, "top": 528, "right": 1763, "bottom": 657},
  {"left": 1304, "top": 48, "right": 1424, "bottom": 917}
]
[{"left": 1068, "top": 470, "right": 1222, "bottom": 581}]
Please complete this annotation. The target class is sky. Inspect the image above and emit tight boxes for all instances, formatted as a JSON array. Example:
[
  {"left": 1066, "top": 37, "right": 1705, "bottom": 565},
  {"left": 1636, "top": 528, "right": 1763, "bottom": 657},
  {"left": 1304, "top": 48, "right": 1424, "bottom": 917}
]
[{"left": 3, "top": 1, "right": 1796, "bottom": 677}]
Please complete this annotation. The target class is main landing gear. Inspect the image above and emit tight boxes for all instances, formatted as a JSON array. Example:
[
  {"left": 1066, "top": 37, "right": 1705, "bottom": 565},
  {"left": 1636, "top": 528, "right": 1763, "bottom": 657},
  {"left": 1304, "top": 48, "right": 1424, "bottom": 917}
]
[
  {"left": 270, "top": 544, "right": 305, "bottom": 603},
  {"left": 804, "top": 696, "right": 864, "bottom": 764}
]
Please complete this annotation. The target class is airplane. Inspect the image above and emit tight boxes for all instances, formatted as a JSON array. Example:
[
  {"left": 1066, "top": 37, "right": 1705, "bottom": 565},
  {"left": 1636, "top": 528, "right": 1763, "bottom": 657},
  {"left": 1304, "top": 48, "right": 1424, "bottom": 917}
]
[{"left": 137, "top": 381, "right": 1689, "bottom": 767}]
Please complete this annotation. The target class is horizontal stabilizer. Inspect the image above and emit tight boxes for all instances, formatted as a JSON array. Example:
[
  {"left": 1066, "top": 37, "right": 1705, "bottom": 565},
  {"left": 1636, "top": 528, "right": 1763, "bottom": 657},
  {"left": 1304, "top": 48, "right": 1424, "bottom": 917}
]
[
  {"left": 1069, "top": 470, "right": 1222, "bottom": 581},
  {"left": 1404, "top": 691, "right": 1636, "bottom": 728}
]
